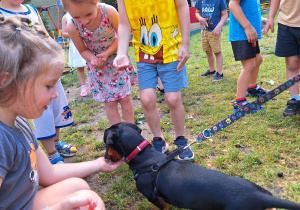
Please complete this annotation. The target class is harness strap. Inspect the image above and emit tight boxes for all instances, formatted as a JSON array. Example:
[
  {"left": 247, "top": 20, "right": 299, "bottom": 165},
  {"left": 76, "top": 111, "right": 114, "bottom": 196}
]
[
  {"left": 133, "top": 147, "right": 184, "bottom": 179},
  {"left": 197, "top": 73, "right": 300, "bottom": 143}
]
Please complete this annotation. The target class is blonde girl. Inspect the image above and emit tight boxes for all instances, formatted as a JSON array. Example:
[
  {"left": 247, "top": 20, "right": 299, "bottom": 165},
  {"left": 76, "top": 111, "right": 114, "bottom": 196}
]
[{"left": 0, "top": 15, "right": 122, "bottom": 210}]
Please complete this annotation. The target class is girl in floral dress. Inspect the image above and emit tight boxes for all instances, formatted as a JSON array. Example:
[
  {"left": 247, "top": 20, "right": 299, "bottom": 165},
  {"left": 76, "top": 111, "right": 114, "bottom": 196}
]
[{"left": 63, "top": 0, "right": 137, "bottom": 125}]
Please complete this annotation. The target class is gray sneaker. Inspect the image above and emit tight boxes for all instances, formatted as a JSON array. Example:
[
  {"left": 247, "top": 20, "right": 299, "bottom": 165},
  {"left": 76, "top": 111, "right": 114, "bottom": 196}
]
[
  {"left": 213, "top": 72, "right": 223, "bottom": 82},
  {"left": 201, "top": 70, "right": 216, "bottom": 77}
]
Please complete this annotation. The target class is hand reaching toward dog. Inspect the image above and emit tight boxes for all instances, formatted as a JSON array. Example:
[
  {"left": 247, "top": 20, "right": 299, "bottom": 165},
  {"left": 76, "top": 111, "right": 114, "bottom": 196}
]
[{"left": 95, "top": 157, "right": 123, "bottom": 173}]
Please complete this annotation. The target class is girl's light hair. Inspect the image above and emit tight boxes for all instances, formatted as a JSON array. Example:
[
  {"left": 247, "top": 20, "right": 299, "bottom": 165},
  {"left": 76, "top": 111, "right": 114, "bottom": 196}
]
[
  {"left": 62, "top": 0, "right": 97, "bottom": 10},
  {"left": 0, "top": 15, "right": 64, "bottom": 105}
]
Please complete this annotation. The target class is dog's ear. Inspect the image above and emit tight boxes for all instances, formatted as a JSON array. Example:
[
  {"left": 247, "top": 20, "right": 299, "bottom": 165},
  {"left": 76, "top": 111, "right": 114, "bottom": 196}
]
[
  {"left": 124, "top": 123, "right": 142, "bottom": 134},
  {"left": 105, "top": 132, "right": 117, "bottom": 145}
]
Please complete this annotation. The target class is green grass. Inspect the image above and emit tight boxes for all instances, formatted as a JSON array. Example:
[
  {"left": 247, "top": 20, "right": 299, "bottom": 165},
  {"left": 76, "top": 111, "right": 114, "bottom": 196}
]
[{"left": 59, "top": 15, "right": 300, "bottom": 209}]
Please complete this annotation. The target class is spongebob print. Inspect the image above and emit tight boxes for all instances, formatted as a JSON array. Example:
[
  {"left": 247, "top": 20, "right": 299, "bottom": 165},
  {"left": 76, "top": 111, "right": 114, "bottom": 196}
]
[
  {"left": 28, "top": 143, "right": 38, "bottom": 183},
  {"left": 124, "top": 0, "right": 182, "bottom": 64}
]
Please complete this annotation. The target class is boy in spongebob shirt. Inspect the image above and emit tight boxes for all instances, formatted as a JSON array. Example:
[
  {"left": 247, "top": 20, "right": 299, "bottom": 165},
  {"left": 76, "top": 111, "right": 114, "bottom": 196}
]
[{"left": 114, "top": 0, "right": 194, "bottom": 160}]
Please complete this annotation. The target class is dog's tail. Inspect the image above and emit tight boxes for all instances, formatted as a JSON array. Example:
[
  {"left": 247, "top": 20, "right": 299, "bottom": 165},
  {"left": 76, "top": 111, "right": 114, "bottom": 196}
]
[{"left": 258, "top": 193, "right": 300, "bottom": 210}]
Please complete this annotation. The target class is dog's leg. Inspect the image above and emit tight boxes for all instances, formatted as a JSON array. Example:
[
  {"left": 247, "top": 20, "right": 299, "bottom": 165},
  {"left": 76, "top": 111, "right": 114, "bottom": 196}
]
[{"left": 153, "top": 196, "right": 168, "bottom": 210}]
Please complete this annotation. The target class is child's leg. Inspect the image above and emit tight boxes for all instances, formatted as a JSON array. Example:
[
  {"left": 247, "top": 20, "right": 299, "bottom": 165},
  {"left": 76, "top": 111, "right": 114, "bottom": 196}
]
[
  {"left": 206, "top": 50, "right": 215, "bottom": 72},
  {"left": 248, "top": 53, "right": 263, "bottom": 86},
  {"left": 77, "top": 67, "right": 86, "bottom": 86},
  {"left": 33, "top": 178, "right": 104, "bottom": 210},
  {"left": 236, "top": 57, "right": 257, "bottom": 99},
  {"left": 215, "top": 51, "right": 223, "bottom": 74},
  {"left": 164, "top": 91, "right": 185, "bottom": 138},
  {"left": 119, "top": 95, "right": 135, "bottom": 124},
  {"left": 139, "top": 88, "right": 163, "bottom": 138},
  {"left": 286, "top": 55, "right": 300, "bottom": 97},
  {"left": 105, "top": 101, "right": 121, "bottom": 126}
]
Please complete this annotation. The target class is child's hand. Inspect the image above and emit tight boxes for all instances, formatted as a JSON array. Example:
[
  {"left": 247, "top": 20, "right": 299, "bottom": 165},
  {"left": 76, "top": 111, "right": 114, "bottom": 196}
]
[
  {"left": 91, "top": 57, "right": 105, "bottom": 70},
  {"left": 96, "top": 53, "right": 108, "bottom": 69},
  {"left": 244, "top": 25, "right": 258, "bottom": 44},
  {"left": 177, "top": 44, "right": 190, "bottom": 71},
  {"left": 95, "top": 157, "right": 123, "bottom": 173},
  {"left": 49, "top": 197, "right": 104, "bottom": 210},
  {"left": 261, "top": 19, "right": 274, "bottom": 37},
  {"left": 113, "top": 55, "right": 130, "bottom": 70},
  {"left": 212, "top": 25, "right": 222, "bottom": 36},
  {"left": 199, "top": 17, "right": 209, "bottom": 29}
]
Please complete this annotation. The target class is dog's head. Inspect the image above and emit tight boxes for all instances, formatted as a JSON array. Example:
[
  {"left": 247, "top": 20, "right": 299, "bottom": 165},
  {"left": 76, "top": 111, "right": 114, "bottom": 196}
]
[{"left": 104, "top": 122, "right": 144, "bottom": 162}]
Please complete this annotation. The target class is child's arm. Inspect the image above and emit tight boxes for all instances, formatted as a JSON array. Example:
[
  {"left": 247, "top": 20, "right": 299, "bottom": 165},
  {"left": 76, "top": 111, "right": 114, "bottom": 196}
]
[
  {"left": 195, "top": 9, "right": 209, "bottom": 29},
  {"left": 67, "top": 21, "right": 103, "bottom": 69},
  {"left": 229, "top": 0, "right": 257, "bottom": 44},
  {"left": 212, "top": 9, "right": 228, "bottom": 36},
  {"left": 262, "top": 0, "right": 280, "bottom": 37},
  {"left": 175, "top": 0, "right": 190, "bottom": 71},
  {"left": 95, "top": 4, "right": 119, "bottom": 68},
  {"left": 61, "top": 15, "right": 69, "bottom": 38},
  {"left": 113, "top": 0, "right": 132, "bottom": 70},
  {"left": 0, "top": 177, "right": 2, "bottom": 188},
  {"left": 36, "top": 147, "right": 122, "bottom": 187}
]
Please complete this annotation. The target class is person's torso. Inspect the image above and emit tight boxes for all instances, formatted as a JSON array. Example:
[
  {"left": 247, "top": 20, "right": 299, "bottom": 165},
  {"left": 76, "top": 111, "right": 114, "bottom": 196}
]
[
  {"left": 73, "top": 3, "right": 117, "bottom": 56},
  {"left": 0, "top": 117, "right": 39, "bottom": 209},
  {"left": 0, "top": 4, "right": 39, "bottom": 24},
  {"left": 277, "top": 0, "right": 300, "bottom": 27},
  {"left": 228, "top": 0, "right": 261, "bottom": 42},
  {"left": 195, "top": 0, "right": 227, "bottom": 31},
  {"left": 124, "top": 0, "right": 182, "bottom": 64}
]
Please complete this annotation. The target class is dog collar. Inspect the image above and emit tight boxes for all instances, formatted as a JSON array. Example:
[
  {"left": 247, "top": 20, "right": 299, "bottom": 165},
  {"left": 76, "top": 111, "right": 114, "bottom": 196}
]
[{"left": 124, "top": 140, "right": 149, "bottom": 163}]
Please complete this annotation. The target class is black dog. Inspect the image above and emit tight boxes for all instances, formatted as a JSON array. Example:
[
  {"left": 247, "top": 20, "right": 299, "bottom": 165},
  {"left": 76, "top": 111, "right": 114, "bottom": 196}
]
[{"left": 104, "top": 123, "right": 300, "bottom": 210}]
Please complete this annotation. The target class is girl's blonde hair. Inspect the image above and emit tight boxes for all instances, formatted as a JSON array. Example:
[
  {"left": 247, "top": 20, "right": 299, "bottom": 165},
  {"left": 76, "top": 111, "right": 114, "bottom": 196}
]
[
  {"left": 0, "top": 15, "right": 64, "bottom": 105},
  {"left": 62, "top": 0, "right": 97, "bottom": 10}
]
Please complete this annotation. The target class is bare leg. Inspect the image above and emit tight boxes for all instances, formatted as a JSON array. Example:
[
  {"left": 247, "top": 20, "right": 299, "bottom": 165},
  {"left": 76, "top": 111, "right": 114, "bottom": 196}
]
[
  {"left": 33, "top": 178, "right": 104, "bottom": 210},
  {"left": 164, "top": 91, "right": 185, "bottom": 138},
  {"left": 286, "top": 55, "right": 300, "bottom": 96},
  {"left": 215, "top": 52, "right": 223, "bottom": 74},
  {"left": 140, "top": 88, "right": 163, "bottom": 138},
  {"left": 249, "top": 53, "right": 263, "bottom": 86},
  {"left": 119, "top": 95, "right": 135, "bottom": 124},
  {"left": 157, "top": 77, "right": 164, "bottom": 90},
  {"left": 105, "top": 101, "right": 121, "bottom": 126},
  {"left": 40, "top": 128, "right": 60, "bottom": 155},
  {"left": 76, "top": 67, "right": 86, "bottom": 86},
  {"left": 236, "top": 55, "right": 261, "bottom": 99},
  {"left": 206, "top": 50, "right": 215, "bottom": 71}
]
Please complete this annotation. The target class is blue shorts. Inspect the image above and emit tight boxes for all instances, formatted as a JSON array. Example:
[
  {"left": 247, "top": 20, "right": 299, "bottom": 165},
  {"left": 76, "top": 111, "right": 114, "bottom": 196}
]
[
  {"left": 275, "top": 23, "right": 300, "bottom": 57},
  {"left": 136, "top": 61, "right": 188, "bottom": 92}
]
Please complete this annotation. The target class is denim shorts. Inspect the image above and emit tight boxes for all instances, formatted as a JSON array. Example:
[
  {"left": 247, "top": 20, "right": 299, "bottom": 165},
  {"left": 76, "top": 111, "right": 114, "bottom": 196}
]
[
  {"left": 275, "top": 23, "right": 300, "bottom": 57},
  {"left": 231, "top": 40, "right": 260, "bottom": 61},
  {"left": 136, "top": 61, "right": 188, "bottom": 92}
]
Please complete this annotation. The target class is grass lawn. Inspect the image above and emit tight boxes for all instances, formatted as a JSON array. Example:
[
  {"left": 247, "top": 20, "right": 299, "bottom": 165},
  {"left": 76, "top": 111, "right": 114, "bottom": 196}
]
[{"left": 60, "top": 14, "right": 300, "bottom": 209}]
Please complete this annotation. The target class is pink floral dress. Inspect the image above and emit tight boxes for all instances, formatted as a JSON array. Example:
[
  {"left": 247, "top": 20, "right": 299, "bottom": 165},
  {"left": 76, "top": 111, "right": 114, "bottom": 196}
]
[{"left": 73, "top": 3, "right": 137, "bottom": 102}]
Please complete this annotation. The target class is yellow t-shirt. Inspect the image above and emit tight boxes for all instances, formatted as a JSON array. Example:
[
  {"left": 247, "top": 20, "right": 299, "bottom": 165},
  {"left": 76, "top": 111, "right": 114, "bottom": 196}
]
[
  {"left": 124, "top": 0, "right": 182, "bottom": 64},
  {"left": 277, "top": 0, "right": 300, "bottom": 27}
]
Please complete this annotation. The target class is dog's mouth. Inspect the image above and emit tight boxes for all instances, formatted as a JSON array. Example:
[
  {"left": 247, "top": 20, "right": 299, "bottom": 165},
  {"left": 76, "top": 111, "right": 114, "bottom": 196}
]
[{"left": 105, "top": 145, "right": 123, "bottom": 162}]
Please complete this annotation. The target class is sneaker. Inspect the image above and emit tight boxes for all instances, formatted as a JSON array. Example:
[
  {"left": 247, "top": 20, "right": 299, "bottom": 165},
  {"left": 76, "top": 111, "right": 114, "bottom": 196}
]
[
  {"left": 200, "top": 70, "right": 216, "bottom": 77},
  {"left": 233, "top": 100, "right": 264, "bottom": 113},
  {"left": 80, "top": 89, "right": 88, "bottom": 97},
  {"left": 156, "top": 84, "right": 165, "bottom": 94},
  {"left": 174, "top": 136, "right": 195, "bottom": 160},
  {"left": 283, "top": 99, "right": 300, "bottom": 117},
  {"left": 152, "top": 137, "right": 169, "bottom": 154},
  {"left": 48, "top": 152, "right": 64, "bottom": 164},
  {"left": 246, "top": 85, "right": 268, "bottom": 97},
  {"left": 213, "top": 72, "right": 223, "bottom": 82},
  {"left": 55, "top": 141, "right": 77, "bottom": 157}
]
